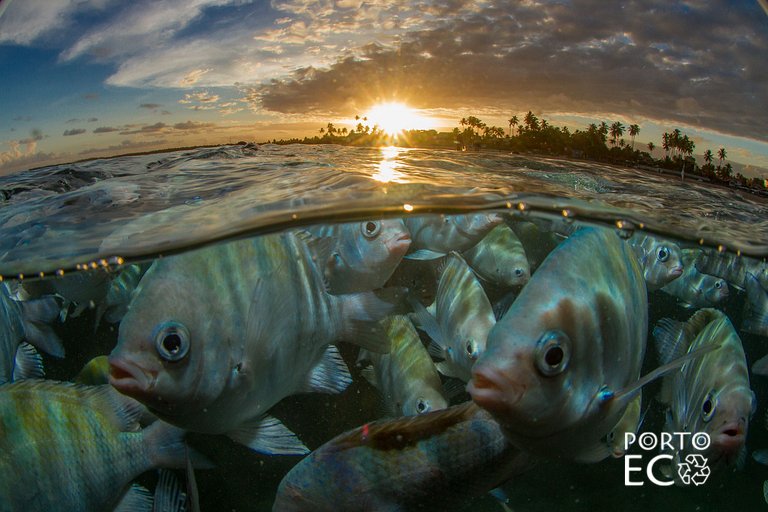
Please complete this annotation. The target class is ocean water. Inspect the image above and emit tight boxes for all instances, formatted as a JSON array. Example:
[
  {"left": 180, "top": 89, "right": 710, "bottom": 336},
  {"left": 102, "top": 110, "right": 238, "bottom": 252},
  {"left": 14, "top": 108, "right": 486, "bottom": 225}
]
[{"left": 1, "top": 143, "right": 767, "bottom": 511}]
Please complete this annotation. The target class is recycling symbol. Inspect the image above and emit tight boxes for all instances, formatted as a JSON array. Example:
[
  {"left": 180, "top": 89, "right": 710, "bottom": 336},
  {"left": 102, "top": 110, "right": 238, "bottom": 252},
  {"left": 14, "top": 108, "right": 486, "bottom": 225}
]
[{"left": 676, "top": 454, "right": 710, "bottom": 486}]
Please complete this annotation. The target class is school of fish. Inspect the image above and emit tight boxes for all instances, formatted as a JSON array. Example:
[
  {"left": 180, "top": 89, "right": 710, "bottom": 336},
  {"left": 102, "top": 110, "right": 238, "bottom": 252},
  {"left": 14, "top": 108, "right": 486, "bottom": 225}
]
[{"left": 1, "top": 210, "right": 767, "bottom": 511}]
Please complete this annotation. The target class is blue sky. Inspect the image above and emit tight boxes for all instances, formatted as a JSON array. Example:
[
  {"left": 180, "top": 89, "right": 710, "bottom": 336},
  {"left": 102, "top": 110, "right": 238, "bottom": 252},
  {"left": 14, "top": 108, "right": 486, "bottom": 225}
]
[{"left": 1, "top": 0, "right": 767, "bottom": 177}]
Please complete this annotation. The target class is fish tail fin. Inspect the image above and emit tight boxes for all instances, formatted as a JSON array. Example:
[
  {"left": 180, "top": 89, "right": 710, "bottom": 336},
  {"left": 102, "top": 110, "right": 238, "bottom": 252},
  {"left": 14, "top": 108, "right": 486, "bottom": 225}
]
[
  {"left": 144, "top": 421, "right": 214, "bottom": 470},
  {"left": 154, "top": 469, "right": 189, "bottom": 512},
  {"left": 340, "top": 287, "right": 408, "bottom": 353}
]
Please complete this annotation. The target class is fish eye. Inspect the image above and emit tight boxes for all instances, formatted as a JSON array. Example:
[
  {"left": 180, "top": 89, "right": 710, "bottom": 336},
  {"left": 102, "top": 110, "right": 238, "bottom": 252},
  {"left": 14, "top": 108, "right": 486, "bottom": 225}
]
[
  {"left": 535, "top": 330, "right": 570, "bottom": 377},
  {"left": 514, "top": 268, "right": 524, "bottom": 277},
  {"left": 714, "top": 281, "right": 723, "bottom": 289},
  {"left": 465, "top": 340, "right": 478, "bottom": 359},
  {"left": 361, "top": 220, "right": 381, "bottom": 238},
  {"left": 606, "top": 430, "right": 616, "bottom": 443},
  {"left": 154, "top": 321, "right": 190, "bottom": 362},
  {"left": 416, "top": 399, "right": 430, "bottom": 414},
  {"left": 657, "top": 246, "right": 669, "bottom": 262},
  {"left": 702, "top": 393, "right": 717, "bottom": 422}
]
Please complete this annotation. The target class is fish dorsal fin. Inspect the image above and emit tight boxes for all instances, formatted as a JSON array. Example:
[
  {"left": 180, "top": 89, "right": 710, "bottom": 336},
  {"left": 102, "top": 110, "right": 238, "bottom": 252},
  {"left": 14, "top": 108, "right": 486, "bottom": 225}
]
[
  {"left": 294, "top": 229, "right": 336, "bottom": 271},
  {"left": 653, "top": 309, "right": 720, "bottom": 365},
  {"left": 611, "top": 342, "right": 721, "bottom": 409},
  {"left": 300, "top": 344, "right": 352, "bottom": 394},
  {"left": 154, "top": 469, "right": 188, "bottom": 512},
  {"left": 333, "top": 401, "right": 480, "bottom": 451},
  {"left": 113, "top": 484, "right": 153, "bottom": 512}
]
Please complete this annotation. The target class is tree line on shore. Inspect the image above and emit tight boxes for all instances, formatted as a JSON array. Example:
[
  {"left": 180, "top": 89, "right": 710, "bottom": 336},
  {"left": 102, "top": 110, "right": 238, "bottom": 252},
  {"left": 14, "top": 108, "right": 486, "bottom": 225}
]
[{"left": 264, "top": 112, "right": 766, "bottom": 193}]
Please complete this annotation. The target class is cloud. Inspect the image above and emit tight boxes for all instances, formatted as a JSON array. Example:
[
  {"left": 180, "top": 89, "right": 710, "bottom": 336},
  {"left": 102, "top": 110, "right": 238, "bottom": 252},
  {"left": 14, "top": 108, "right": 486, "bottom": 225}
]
[
  {"left": 173, "top": 121, "right": 216, "bottom": 130},
  {"left": 93, "top": 126, "right": 120, "bottom": 133},
  {"left": 0, "top": 139, "right": 56, "bottom": 174},
  {"left": 12, "top": 116, "right": 32, "bottom": 122},
  {"left": 179, "top": 68, "right": 212, "bottom": 86},
  {"left": 63, "top": 128, "right": 87, "bottom": 136},
  {"left": 66, "top": 117, "right": 100, "bottom": 124},
  {"left": 77, "top": 138, "right": 169, "bottom": 156},
  {"left": 119, "top": 122, "right": 168, "bottom": 134},
  {"left": 179, "top": 90, "right": 221, "bottom": 110},
  {"left": 139, "top": 103, "right": 163, "bottom": 109},
  {"left": 0, "top": 0, "right": 118, "bottom": 45},
  {"left": 83, "top": 93, "right": 100, "bottom": 100}
]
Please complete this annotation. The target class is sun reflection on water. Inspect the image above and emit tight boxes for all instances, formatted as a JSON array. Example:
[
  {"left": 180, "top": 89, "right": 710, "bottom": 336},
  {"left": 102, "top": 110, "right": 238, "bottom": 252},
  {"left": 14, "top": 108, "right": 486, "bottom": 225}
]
[{"left": 372, "top": 146, "right": 408, "bottom": 183}]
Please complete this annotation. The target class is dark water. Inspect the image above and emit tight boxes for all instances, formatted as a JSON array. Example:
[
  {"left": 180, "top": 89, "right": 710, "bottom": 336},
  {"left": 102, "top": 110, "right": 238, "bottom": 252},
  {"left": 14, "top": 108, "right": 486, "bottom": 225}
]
[{"left": 1, "top": 144, "right": 767, "bottom": 511}]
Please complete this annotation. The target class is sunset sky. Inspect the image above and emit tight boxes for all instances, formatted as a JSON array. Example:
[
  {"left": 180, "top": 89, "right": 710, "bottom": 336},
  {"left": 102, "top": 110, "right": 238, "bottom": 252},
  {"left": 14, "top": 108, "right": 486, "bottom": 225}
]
[{"left": 1, "top": 0, "right": 767, "bottom": 177}]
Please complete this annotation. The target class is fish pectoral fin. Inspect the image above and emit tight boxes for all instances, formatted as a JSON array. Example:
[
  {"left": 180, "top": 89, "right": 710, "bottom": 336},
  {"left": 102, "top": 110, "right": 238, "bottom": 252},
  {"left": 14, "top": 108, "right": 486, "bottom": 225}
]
[
  {"left": 652, "top": 318, "right": 688, "bottom": 364},
  {"left": 301, "top": 344, "right": 352, "bottom": 394},
  {"left": 113, "top": 484, "right": 153, "bottom": 512},
  {"left": 408, "top": 295, "right": 447, "bottom": 355},
  {"left": 404, "top": 249, "right": 446, "bottom": 260},
  {"left": 154, "top": 469, "right": 189, "bottom": 512},
  {"left": 443, "top": 378, "right": 467, "bottom": 400},
  {"left": 12, "top": 342, "right": 44, "bottom": 381},
  {"left": 228, "top": 415, "right": 309, "bottom": 455},
  {"left": 339, "top": 287, "right": 409, "bottom": 353}
]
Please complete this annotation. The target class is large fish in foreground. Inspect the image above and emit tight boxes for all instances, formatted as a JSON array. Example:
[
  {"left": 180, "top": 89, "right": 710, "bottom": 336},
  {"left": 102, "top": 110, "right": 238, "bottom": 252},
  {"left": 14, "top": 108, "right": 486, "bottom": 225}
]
[
  {"left": 469, "top": 227, "right": 650, "bottom": 461},
  {"left": 653, "top": 309, "right": 754, "bottom": 472},
  {"left": 109, "top": 231, "right": 405, "bottom": 454},
  {"left": 272, "top": 402, "right": 530, "bottom": 512},
  {"left": 0, "top": 380, "right": 206, "bottom": 512},
  {"left": 308, "top": 219, "right": 412, "bottom": 294}
]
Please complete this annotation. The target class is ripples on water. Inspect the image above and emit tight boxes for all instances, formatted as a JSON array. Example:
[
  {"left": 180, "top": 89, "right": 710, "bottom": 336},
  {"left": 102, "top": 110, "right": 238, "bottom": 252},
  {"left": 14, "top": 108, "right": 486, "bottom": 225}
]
[{"left": 1, "top": 144, "right": 767, "bottom": 511}]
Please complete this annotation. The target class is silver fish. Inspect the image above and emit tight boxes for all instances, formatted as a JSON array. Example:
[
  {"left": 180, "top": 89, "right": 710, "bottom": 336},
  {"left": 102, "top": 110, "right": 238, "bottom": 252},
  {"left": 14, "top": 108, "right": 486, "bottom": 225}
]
[
  {"left": 462, "top": 224, "right": 530, "bottom": 288},
  {"left": 693, "top": 249, "right": 767, "bottom": 291},
  {"left": 0, "top": 285, "right": 45, "bottom": 383},
  {"left": 653, "top": 309, "right": 754, "bottom": 472},
  {"left": 308, "top": 219, "right": 411, "bottom": 294},
  {"left": 628, "top": 233, "right": 684, "bottom": 291},
  {"left": 109, "top": 231, "right": 405, "bottom": 454},
  {"left": 272, "top": 402, "right": 530, "bottom": 512},
  {"left": 411, "top": 252, "right": 496, "bottom": 382},
  {"left": 359, "top": 315, "right": 447, "bottom": 417},
  {"left": 743, "top": 272, "right": 768, "bottom": 337},
  {"left": 405, "top": 212, "right": 502, "bottom": 260},
  {"left": 0, "top": 380, "right": 207, "bottom": 512},
  {"left": 469, "top": 227, "right": 650, "bottom": 462},
  {"left": 661, "top": 252, "right": 729, "bottom": 309}
]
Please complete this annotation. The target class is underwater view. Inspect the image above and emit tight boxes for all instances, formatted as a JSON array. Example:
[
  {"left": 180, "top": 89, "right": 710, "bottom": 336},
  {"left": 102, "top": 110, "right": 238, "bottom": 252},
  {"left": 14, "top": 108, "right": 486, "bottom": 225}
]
[{"left": 2, "top": 1, "right": 768, "bottom": 511}]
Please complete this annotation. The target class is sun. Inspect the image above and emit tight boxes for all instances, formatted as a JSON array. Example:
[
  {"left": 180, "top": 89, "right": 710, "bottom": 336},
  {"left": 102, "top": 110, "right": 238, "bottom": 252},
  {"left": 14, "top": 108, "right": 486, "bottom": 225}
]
[{"left": 364, "top": 102, "right": 434, "bottom": 135}]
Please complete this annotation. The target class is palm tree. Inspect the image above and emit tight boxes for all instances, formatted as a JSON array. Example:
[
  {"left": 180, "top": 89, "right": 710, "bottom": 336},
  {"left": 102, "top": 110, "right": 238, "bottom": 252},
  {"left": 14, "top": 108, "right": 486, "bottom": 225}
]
[
  {"left": 628, "top": 124, "right": 640, "bottom": 150},
  {"left": 609, "top": 121, "right": 625, "bottom": 146},
  {"left": 319, "top": 127, "right": 325, "bottom": 135},
  {"left": 661, "top": 132, "right": 670, "bottom": 157},
  {"left": 717, "top": 147, "right": 727, "bottom": 169},
  {"left": 524, "top": 111, "right": 539, "bottom": 131},
  {"left": 647, "top": 141, "right": 655, "bottom": 153},
  {"left": 598, "top": 122, "right": 609, "bottom": 144},
  {"left": 671, "top": 129, "right": 682, "bottom": 157},
  {"left": 703, "top": 149, "right": 714, "bottom": 167},
  {"left": 508, "top": 115, "right": 519, "bottom": 137},
  {"left": 326, "top": 123, "right": 336, "bottom": 136}
]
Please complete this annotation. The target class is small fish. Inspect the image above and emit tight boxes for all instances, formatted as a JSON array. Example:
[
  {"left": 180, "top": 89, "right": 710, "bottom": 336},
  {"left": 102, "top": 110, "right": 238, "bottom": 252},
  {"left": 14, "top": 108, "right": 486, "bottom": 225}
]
[
  {"left": 75, "top": 355, "right": 111, "bottom": 386},
  {"left": 410, "top": 252, "right": 496, "bottom": 382},
  {"left": 462, "top": 224, "right": 530, "bottom": 288},
  {"left": 405, "top": 212, "right": 502, "bottom": 260},
  {"left": 0, "top": 286, "right": 46, "bottom": 383},
  {"left": 603, "top": 392, "right": 644, "bottom": 458},
  {"left": 109, "top": 231, "right": 406, "bottom": 454},
  {"left": 627, "top": 233, "right": 684, "bottom": 291},
  {"left": 308, "top": 219, "right": 411, "bottom": 294},
  {"left": 743, "top": 272, "right": 768, "bottom": 337},
  {"left": 359, "top": 315, "right": 448, "bottom": 417},
  {"left": 661, "top": 253, "right": 729, "bottom": 309},
  {"left": 96, "top": 263, "right": 148, "bottom": 327},
  {"left": 0, "top": 380, "right": 209, "bottom": 512},
  {"left": 653, "top": 309, "right": 754, "bottom": 472},
  {"left": 693, "top": 249, "right": 766, "bottom": 291},
  {"left": 505, "top": 219, "right": 561, "bottom": 273},
  {"left": 470, "top": 227, "right": 652, "bottom": 461},
  {"left": 272, "top": 402, "right": 530, "bottom": 512}
]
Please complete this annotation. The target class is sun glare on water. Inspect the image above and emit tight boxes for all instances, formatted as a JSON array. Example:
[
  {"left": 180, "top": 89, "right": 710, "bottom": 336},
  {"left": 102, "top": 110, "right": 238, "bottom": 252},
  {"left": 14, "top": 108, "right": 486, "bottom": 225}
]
[{"left": 365, "top": 102, "right": 434, "bottom": 135}]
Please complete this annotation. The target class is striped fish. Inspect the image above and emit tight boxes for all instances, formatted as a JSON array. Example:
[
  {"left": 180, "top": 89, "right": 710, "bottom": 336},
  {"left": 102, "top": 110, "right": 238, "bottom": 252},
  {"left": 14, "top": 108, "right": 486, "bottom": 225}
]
[
  {"left": 0, "top": 380, "right": 205, "bottom": 512},
  {"left": 0, "top": 285, "right": 44, "bottom": 384},
  {"left": 410, "top": 252, "right": 496, "bottom": 382},
  {"left": 743, "top": 272, "right": 768, "bottom": 337},
  {"left": 653, "top": 309, "right": 754, "bottom": 472},
  {"left": 308, "top": 219, "right": 411, "bottom": 294},
  {"left": 359, "top": 315, "right": 447, "bottom": 417},
  {"left": 469, "top": 227, "right": 650, "bottom": 461},
  {"left": 661, "top": 250, "right": 729, "bottom": 309},
  {"left": 693, "top": 249, "right": 768, "bottom": 291},
  {"left": 272, "top": 402, "right": 530, "bottom": 512},
  {"left": 405, "top": 213, "right": 502, "bottom": 260},
  {"left": 109, "top": 231, "right": 406, "bottom": 454},
  {"left": 462, "top": 224, "right": 530, "bottom": 288},
  {"left": 627, "top": 233, "right": 684, "bottom": 291}
]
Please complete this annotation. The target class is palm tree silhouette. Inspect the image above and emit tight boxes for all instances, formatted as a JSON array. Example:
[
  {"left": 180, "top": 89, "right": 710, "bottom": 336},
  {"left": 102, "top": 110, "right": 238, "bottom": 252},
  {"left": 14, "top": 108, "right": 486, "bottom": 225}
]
[
  {"left": 647, "top": 142, "right": 655, "bottom": 153},
  {"left": 703, "top": 149, "right": 714, "bottom": 167},
  {"left": 609, "top": 122, "right": 625, "bottom": 146},
  {"left": 508, "top": 115, "right": 519, "bottom": 137},
  {"left": 628, "top": 124, "right": 640, "bottom": 150},
  {"left": 717, "top": 147, "right": 727, "bottom": 169}
]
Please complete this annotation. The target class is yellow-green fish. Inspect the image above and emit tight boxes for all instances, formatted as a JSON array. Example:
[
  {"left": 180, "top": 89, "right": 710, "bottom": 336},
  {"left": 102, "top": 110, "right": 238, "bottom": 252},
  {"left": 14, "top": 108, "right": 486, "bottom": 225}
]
[
  {"left": 604, "top": 392, "right": 643, "bottom": 458},
  {"left": 272, "top": 402, "right": 530, "bottom": 511},
  {"left": 628, "top": 233, "right": 684, "bottom": 291},
  {"left": 109, "top": 231, "right": 405, "bottom": 454},
  {"left": 359, "top": 315, "right": 447, "bottom": 417},
  {"left": 0, "top": 380, "right": 207, "bottom": 512},
  {"left": 469, "top": 227, "right": 649, "bottom": 462},
  {"left": 411, "top": 252, "right": 496, "bottom": 382},
  {"left": 463, "top": 224, "right": 530, "bottom": 288},
  {"left": 654, "top": 309, "right": 754, "bottom": 472}
]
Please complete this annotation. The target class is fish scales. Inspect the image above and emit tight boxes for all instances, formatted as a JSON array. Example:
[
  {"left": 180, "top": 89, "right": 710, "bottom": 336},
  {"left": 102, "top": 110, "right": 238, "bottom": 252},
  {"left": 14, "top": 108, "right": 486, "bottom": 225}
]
[{"left": 273, "top": 402, "right": 528, "bottom": 511}]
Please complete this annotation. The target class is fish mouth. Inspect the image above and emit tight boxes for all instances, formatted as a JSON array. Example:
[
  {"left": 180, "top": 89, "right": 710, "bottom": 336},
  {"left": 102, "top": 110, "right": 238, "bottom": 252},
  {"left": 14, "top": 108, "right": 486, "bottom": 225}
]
[
  {"left": 108, "top": 357, "right": 156, "bottom": 397},
  {"left": 386, "top": 232, "right": 412, "bottom": 254},
  {"left": 669, "top": 266, "right": 684, "bottom": 277},
  {"left": 468, "top": 363, "right": 524, "bottom": 418},
  {"left": 713, "top": 421, "right": 745, "bottom": 454}
]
